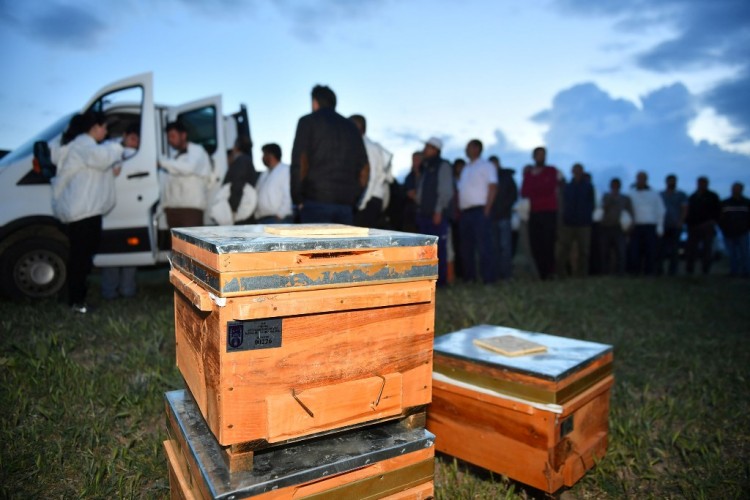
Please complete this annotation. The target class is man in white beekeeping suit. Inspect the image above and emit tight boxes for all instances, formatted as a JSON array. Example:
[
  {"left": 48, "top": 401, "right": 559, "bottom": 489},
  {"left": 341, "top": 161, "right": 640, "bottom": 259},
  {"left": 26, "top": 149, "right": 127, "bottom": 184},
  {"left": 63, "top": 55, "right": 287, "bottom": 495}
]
[{"left": 349, "top": 114, "right": 393, "bottom": 228}]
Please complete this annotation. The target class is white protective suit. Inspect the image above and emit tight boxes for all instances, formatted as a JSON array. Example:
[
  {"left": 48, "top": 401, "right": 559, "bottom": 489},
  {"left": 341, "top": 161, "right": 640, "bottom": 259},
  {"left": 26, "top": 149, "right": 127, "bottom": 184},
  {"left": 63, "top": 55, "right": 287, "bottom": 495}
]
[
  {"left": 51, "top": 134, "right": 124, "bottom": 223},
  {"left": 255, "top": 163, "right": 293, "bottom": 220},
  {"left": 159, "top": 142, "right": 212, "bottom": 210},
  {"left": 358, "top": 136, "right": 393, "bottom": 211}
]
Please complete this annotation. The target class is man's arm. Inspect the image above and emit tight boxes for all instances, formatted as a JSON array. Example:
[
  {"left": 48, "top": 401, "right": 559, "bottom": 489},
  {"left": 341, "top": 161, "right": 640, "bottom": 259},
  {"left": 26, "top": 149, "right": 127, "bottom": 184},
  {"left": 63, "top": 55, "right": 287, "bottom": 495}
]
[
  {"left": 160, "top": 146, "right": 207, "bottom": 177},
  {"left": 485, "top": 183, "right": 498, "bottom": 217},
  {"left": 290, "top": 118, "right": 308, "bottom": 206}
]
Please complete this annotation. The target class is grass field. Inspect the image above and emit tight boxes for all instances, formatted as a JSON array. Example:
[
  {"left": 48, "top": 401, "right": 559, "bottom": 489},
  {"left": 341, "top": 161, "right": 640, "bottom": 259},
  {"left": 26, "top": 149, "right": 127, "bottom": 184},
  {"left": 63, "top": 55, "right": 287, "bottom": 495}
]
[{"left": 1, "top": 267, "right": 749, "bottom": 499}]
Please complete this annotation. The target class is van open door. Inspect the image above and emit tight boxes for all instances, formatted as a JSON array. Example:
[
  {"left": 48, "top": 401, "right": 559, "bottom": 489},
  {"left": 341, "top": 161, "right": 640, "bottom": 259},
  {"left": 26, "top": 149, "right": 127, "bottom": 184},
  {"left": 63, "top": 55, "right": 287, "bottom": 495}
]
[{"left": 83, "top": 73, "right": 161, "bottom": 268}]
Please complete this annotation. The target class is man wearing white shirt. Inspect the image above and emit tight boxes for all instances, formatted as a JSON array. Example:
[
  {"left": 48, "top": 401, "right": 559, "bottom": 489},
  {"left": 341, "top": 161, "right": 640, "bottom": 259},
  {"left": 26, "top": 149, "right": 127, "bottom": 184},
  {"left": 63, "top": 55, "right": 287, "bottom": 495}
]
[
  {"left": 255, "top": 143, "right": 293, "bottom": 224},
  {"left": 457, "top": 139, "right": 498, "bottom": 283},
  {"left": 158, "top": 121, "right": 212, "bottom": 228},
  {"left": 628, "top": 171, "right": 666, "bottom": 275},
  {"left": 349, "top": 114, "right": 393, "bottom": 228}
]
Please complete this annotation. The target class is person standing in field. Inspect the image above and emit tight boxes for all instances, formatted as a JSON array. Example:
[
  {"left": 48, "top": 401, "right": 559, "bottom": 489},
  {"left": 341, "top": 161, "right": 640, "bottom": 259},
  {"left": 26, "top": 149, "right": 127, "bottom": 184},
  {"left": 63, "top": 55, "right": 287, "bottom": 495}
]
[
  {"left": 557, "top": 163, "right": 595, "bottom": 278},
  {"left": 51, "top": 111, "right": 124, "bottom": 313},
  {"left": 685, "top": 176, "right": 721, "bottom": 275},
  {"left": 599, "top": 178, "right": 632, "bottom": 275},
  {"left": 658, "top": 174, "right": 688, "bottom": 276},
  {"left": 719, "top": 182, "right": 750, "bottom": 277},
  {"left": 520, "top": 146, "right": 561, "bottom": 280},
  {"left": 254, "top": 143, "right": 293, "bottom": 224},
  {"left": 628, "top": 171, "right": 666, "bottom": 275},
  {"left": 489, "top": 155, "right": 518, "bottom": 281},
  {"left": 457, "top": 139, "right": 498, "bottom": 284},
  {"left": 101, "top": 124, "right": 140, "bottom": 300},
  {"left": 290, "top": 85, "right": 369, "bottom": 224},
  {"left": 158, "top": 121, "right": 212, "bottom": 228},
  {"left": 349, "top": 114, "right": 393, "bottom": 228},
  {"left": 223, "top": 136, "right": 259, "bottom": 224},
  {"left": 415, "top": 137, "right": 453, "bottom": 286}
]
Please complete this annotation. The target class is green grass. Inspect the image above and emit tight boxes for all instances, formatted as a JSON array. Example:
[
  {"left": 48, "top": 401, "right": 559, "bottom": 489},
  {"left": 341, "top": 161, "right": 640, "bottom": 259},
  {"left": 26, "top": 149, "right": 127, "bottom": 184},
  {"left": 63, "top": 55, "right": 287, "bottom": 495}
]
[{"left": 1, "top": 268, "right": 749, "bottom": 498}]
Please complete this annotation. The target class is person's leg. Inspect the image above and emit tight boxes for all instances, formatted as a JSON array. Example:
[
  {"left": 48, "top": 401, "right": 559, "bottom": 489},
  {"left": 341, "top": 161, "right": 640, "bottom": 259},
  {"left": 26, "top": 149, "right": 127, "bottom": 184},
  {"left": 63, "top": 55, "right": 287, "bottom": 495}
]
[
  {"left": 628, "top": 226, "right": 643, "bottom": 274},
  {"left": 539, "top": 212, "right": 557, "bottom": 279},
  {"left": 643, "top": 225, "right": 658, "bottom": 275},
  {"left": 528, "top": 214, "right": 544, "bottom": 278},
  {"left": 497, "top": 218, "right": 513, "bottom": 280},
  {"left": 700, "top": 226, "right": 715, "bottom": 274},
  {"left": 666, "top": 228, "right": 680, "bottom": 276},
  {"left": 100, "top": 267, "right": 120, "bottom": 300},
  {"left": 477, "top": 213, "right": 495, "bottom": 283},
  {"left": 459, "top": 211, "right": 477, "bottom": 282},
  {"left": 556, "top": 225, "right": 572, "bottom": 279},
  {"left": 685, "top": 228, "right": 700, "bottom": 274},
  {"left": 578, "top": 227, "right": 591, "bottom": 277},
  {"left": 613, "top": 229, "right": 625, "bottom": 275},
  {"left": 67, "top": 215, "right": 102, "bottom": 307},
  {"left": 120, "top": 267, "right": 137, "bottom": 297},
  {"left": 353, "top": 198, "right": 382, "bottom": 228},
  {"left": 739, "top": 234, "right": 750, "bottom": 276}
]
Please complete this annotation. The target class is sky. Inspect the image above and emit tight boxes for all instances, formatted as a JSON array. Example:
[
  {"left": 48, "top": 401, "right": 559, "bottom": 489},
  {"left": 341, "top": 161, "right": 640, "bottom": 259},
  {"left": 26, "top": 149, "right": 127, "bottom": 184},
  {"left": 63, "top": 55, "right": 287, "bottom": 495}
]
[{"left": 1, "top": 0, "right": 748, "bottom": 197}]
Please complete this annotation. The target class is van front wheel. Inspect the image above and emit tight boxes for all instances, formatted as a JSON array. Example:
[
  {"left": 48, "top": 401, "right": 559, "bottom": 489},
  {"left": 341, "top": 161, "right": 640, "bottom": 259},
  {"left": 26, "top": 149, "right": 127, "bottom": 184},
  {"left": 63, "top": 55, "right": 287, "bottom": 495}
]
[{"left": 0, "top": 238, "right": 68, "bottom": 299}]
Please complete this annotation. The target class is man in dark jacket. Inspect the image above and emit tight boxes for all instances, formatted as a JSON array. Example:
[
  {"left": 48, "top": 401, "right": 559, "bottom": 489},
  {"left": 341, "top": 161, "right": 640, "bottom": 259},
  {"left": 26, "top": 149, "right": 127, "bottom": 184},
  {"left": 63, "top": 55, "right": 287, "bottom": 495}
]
[
  {"left": 290, "top": 85, "right": 369, "bottom": 224},
  {"left": 416, "top": 137, "right": 453, "bottom": 285},
  {"left": 557, "top": 163, "right": 594, "bottom": 277},
  {"left": 719, "top": 182, "right": 750, "bottom": 277},
  {"left": 223, "top": 136, "right": 259, "bottom": 224},
  {"left": 685, "top": 176, "right": 721, "bottom": 275},
  {"left": 489, "top": 156, "right": 518, "bottom": 280}
]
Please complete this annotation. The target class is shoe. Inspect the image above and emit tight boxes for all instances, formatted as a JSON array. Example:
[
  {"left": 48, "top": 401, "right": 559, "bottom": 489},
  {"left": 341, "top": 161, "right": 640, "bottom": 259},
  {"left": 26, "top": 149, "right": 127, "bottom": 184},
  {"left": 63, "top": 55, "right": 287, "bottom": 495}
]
[{"left": 70, "top": 303, "right": 89, "bottom": 314}]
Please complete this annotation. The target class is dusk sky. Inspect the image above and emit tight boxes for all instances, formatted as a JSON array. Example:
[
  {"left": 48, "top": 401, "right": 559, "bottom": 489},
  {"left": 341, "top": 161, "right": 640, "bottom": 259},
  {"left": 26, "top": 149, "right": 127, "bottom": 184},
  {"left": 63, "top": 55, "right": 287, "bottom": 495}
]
[{"left": 1, "top": 0, "right": 748, "bottom": 196}]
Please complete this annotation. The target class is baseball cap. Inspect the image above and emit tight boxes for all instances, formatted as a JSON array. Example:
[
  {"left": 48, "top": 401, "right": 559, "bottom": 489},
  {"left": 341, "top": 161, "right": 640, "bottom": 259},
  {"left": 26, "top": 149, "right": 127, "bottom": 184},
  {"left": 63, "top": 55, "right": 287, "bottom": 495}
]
[{"left": 425, "top": 136, "right": 443, "bottom": 150}]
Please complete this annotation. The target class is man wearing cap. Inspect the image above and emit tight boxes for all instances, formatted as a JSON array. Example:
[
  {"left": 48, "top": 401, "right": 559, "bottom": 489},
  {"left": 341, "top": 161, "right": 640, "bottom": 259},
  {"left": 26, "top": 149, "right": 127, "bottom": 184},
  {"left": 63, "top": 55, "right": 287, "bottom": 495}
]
[
  {"left": 457, "top": 139, "right": 498, "bottom": 283},
  {"left": 416, "top": 137, "right": 454, "bottom": 285},
  {"left": 290, "top": 85, "right": 369, "bottom": 224}
]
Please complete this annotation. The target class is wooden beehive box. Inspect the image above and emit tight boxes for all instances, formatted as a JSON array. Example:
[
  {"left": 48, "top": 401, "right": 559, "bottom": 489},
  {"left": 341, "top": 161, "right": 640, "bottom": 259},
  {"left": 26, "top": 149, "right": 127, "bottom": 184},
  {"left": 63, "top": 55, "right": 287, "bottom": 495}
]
[
  {"left": 169, "top": 224, "right": 438, "bottom": 448},
  {"left": 426, "top": 325, "right": 614, "bottom": 493},
  {"left": 164, "top": 390, "right": 436, "bottom": 500}
]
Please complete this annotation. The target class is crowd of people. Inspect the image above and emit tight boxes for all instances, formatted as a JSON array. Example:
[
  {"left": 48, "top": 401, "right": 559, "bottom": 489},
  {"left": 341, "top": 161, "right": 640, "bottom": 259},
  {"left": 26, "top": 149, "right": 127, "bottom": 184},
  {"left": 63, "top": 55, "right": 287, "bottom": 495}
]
[
  {"left": 52, "top": 85, "right": 750, "bottom": 312},
  {"left": 399, "top": 143, "right": 750, "bottom": 285}
]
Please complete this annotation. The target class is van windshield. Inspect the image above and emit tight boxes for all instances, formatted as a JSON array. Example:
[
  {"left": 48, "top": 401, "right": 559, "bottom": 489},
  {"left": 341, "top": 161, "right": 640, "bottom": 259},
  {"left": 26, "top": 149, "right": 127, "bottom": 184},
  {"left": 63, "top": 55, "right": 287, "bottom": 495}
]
[{"left": 0, "top": 113, "right": 75, "bottom": 167}]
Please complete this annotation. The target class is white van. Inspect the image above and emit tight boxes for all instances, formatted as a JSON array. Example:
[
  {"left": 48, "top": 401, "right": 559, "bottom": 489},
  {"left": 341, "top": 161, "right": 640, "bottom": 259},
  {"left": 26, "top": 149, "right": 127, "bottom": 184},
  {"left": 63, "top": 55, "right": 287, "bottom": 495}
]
[{"left": 0, "top": 72, "right": 252, "bottom": 300}]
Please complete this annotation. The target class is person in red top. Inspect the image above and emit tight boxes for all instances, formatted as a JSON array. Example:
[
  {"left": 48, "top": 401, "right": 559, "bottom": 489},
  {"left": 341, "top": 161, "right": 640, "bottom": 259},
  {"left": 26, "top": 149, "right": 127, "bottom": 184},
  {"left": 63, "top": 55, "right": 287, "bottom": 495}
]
[{"left": 521, "top": 147, "right": 561, "bottom": 279}]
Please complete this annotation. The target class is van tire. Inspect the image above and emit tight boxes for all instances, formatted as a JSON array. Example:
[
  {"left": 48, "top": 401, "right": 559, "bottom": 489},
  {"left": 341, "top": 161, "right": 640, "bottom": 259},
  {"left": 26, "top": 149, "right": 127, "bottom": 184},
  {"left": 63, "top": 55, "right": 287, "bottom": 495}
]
[{"left": 0, "top": 238, "right": 68, "bottom": 299}]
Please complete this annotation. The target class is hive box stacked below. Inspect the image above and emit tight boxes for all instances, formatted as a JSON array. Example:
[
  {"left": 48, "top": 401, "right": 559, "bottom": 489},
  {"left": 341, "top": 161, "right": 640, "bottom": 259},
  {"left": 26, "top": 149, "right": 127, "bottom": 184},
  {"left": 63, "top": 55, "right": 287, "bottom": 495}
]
[
  {"left": 426, "top": 325, "right": 614, "bottom": 493},
  {"left": 169, "top": 224, "right": 437, "bottom": 463},
  {"left": 164, "top": 390, "right": 436, "bottom": 499}
]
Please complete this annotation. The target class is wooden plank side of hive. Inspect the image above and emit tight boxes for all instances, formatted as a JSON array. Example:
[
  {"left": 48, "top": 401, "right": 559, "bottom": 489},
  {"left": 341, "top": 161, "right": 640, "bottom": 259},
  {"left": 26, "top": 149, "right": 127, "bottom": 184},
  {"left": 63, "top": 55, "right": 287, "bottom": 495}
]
[
  {"left": 219, "top": 300, "right": 435, "bottom": 445},
  {"left": 427, "top": 382, "right": 563, "bottom": 493}
]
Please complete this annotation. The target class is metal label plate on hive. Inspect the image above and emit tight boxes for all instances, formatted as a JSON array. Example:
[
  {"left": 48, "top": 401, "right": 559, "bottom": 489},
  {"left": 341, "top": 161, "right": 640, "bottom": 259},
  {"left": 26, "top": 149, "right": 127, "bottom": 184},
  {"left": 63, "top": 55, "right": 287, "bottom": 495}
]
[{"left": 227, "top": 319, "right": 282, "bottom": 352}]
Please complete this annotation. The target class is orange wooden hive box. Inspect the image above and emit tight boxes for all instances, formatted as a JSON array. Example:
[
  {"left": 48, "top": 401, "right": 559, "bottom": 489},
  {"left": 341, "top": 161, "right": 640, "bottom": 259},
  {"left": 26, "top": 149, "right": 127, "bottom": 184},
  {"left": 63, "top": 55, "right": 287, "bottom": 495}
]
[
  {"left": 169, "top": 224, "right": 438, "bottom": 449},
  {"left": 164, "top": 390, "right": 435, "bottom": 500},
  {"left": 426, "top": 325, "right": 614, "bottom": 494}
]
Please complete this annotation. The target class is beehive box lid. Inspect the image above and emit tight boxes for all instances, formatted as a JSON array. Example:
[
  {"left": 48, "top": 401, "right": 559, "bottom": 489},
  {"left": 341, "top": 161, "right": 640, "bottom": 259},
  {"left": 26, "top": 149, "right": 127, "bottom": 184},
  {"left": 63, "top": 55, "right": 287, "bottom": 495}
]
[
  {"left": 433, "top": 325, "right": 613, "bottom": 404},
  {"left": 165, "top": 390, "right": 435, "bottom": 499},
  {"left": 170, "top": 224, "right": 438, "bottom": 297}
]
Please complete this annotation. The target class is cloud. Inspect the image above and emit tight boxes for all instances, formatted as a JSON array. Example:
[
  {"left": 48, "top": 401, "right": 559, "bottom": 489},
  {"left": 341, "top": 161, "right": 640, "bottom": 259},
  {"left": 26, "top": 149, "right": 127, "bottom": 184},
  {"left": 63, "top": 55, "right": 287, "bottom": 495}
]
[
  {"left": 0, "top": 1, "right": 108, "bottom": 49},
  {"left": 555, "top": 0, "right": 750, "bottom": 141},
  {"left": 508, "top": 81, "right": 748, "bottom": 196},
  {"left": 272, "top": 0, "right": 386, "bottom": 42}
]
